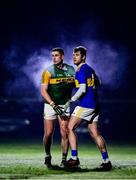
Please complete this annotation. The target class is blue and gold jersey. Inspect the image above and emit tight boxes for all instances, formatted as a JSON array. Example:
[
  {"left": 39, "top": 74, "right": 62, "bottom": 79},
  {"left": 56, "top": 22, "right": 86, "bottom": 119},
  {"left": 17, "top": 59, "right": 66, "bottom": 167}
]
[{"left": 74, "top": 63, "right": 99, "bottom": 108}]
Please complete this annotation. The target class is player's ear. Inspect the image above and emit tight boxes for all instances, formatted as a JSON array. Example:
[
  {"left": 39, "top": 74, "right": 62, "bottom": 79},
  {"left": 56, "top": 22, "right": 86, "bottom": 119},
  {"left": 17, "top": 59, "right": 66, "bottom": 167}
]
[
  {"left": 82, "top": 55, "right": 86, "bottom": 61},
  {"left": 61, "top": 54, "right": 64, "bottom": 60}
]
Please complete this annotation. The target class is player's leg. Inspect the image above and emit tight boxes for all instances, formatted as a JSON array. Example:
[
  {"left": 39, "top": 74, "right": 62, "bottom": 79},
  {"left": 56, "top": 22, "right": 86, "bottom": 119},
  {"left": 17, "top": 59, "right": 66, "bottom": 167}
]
[
  {"left": 43, "top": 103, "right": 57, "bottom": 167},
  {"left": 88, "top": 121, "right": 112, "bottom": 170},
  {"left": 88, "top": 122, "right": 108, "bottom": 156},
  {"left": 66, "top": 115, "right": 82, "bottom": 167},
  {"left": 43, "top": 119, "right": 56, "bottom": 167},
  {"left": 68, "top": 116, "right": 82, "bottom": 152},
  {"left": 58, "top": 116, "right": 69, "bottom": 167}
]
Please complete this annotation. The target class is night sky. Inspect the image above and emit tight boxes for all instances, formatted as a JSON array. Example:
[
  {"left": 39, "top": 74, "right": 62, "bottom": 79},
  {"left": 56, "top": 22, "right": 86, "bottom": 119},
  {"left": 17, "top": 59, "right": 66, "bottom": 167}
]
[
  {"left": 0, "top": 0, "right": 136, "bottom": 100},
  {"left": 0, "top": 0, "right": 136, "bottom": 141}
]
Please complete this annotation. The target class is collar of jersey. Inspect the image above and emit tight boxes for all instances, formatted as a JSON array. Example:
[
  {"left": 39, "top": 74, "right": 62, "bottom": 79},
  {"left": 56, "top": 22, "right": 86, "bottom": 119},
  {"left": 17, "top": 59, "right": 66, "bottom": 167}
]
[
  {"left": 76, "top": 63, "right": 86, "bottom": 71},
  {"left": 54, "top": 63, "right": 67, "bottom": 70}
]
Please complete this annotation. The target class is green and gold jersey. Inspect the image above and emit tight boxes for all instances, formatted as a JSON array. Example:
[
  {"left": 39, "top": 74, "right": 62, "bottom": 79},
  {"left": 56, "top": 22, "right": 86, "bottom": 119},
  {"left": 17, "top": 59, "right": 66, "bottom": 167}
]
[{"left": 41, "top": 63, "right": 75, "bottom": 105}]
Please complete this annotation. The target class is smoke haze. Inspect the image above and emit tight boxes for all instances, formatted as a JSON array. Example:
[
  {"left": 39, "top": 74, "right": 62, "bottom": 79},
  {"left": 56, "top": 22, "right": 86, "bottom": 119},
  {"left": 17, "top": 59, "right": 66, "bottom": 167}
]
[{"left": 3, "top": 40, "right": 128, "bottom": 98}]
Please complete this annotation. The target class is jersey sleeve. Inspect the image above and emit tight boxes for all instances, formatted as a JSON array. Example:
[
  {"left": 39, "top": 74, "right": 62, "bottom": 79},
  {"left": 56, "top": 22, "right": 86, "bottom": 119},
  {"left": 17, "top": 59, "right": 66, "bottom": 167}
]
[{"left": 41, "top": 70, "right": 51, "bottom": 84}]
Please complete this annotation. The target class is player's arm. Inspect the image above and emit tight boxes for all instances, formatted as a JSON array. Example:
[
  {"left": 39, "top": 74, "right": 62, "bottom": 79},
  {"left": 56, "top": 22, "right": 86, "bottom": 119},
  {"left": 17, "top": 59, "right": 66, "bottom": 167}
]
[
  {"left": 64, "top": 83, "right": 86, "bottom": 111},
  {"left": 92, "top": 69, "right": 101, "bottom": 88},
  {"left": 41, "top": 70, "right": 63, "bottom": 115},
  {"left": 41, "top": 84, "right": 53, "bottom": 105},
  {"left": 71, "top": 83, "right": 86, "bottom": 101},
  {"left": 64, "top": 65, "right": 87, "bottom": 111},
  {"left": 41, "top": 70, "right": 54, "bottom": 104}
]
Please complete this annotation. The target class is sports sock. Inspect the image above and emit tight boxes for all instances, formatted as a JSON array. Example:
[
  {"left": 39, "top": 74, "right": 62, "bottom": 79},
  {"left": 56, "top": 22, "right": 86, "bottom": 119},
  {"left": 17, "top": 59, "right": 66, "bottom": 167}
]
[
  {"left": 62, "top": 152, "right": 67, "bottom": 161},
  {"left": 45, "top": 154, "right": 51, "bottom": 158},
  {"left": 101, "top": 151, "right": 109, "bottom": 163},
  {"left": 71, "top": 150, "right": 77, "bottom": 160}
]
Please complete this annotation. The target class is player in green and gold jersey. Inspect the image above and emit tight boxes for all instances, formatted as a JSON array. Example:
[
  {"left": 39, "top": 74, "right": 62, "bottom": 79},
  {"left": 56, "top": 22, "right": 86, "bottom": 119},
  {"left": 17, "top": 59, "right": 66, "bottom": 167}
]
[{"left": 41, "top": 47, "right": 75, "bottom": 168}]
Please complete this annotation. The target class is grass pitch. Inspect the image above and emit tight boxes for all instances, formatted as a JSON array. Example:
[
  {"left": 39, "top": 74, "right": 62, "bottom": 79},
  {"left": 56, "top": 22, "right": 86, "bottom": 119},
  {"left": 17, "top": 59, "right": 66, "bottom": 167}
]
[{"left": 0, "top": 141, "right": 136, "bottom": 179}]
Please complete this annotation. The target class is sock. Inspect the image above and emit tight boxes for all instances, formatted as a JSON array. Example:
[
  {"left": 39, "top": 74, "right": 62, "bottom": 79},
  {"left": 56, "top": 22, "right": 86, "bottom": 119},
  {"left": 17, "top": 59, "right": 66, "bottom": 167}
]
[
  {"left": 45, "top": 154, "right": 51, "bottom": 158},
  {"left": 62, "top": 153, "right": 67, "bottom": 161},
  {"left": 71, "top": 150, "right": 77, "bottom": 160},
  {"left": 101, "top": 151, "right": 109, "bottom": 163}
]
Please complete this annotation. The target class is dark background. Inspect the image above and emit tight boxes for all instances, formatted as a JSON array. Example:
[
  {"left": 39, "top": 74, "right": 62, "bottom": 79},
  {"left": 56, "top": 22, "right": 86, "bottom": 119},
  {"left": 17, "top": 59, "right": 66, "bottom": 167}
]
[{"left": 0, "top": 0, "right": 136, "bottom": 143}]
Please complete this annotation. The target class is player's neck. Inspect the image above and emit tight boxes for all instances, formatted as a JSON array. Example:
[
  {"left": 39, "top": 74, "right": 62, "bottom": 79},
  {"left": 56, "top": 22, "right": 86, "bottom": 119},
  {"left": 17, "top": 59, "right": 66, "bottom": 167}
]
[
  {"left": 56, "top": 62, "right": 64, "bottom": 69},
  {"left": 54, "top": 60, "right": 64, "bottom": 69},
  {"left": 76, "top": 62, "right": 86, "bottom": 71}
]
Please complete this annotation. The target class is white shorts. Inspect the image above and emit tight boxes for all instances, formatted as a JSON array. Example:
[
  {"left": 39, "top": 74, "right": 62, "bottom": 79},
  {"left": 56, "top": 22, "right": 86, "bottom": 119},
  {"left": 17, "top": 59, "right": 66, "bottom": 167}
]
[
  {"left": 43, "top": 103, "right": 70, "bottom": 120},
  {"left": 71, "top": 106, "right": 99, "bottom": 122}
]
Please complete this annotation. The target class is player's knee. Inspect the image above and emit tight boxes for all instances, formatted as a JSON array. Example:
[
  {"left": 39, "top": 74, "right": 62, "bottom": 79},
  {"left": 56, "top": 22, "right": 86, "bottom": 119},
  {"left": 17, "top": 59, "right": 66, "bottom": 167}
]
[
  {"left": 44, "top": 131, "right": 53, "bottom": 139},
  {"left": 60, "top": 127, "right": 66, "bottom": 136},
  {"left": 68, "top": 123, "right": 75, "bottom": 132}
]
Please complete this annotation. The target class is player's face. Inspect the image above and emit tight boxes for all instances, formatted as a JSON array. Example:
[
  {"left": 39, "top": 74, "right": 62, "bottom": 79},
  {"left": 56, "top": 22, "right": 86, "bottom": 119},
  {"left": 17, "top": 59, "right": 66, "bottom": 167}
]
[
  {"left": 52, "top": 51, "right": 63, "bottom": 65},
  {"left": 73, "top": 51, "right": 83, "bottom": 65}
]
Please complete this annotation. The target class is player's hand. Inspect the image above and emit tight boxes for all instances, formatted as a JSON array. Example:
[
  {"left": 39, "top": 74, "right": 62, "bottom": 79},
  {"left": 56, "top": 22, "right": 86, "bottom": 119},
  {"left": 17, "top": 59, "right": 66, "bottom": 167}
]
[
  {"left": 52, "top": 104, "right": 64, "bottom": 115},
  {"left": 64, "top": 100, "right": 73, "bottom": 112},
  {"left": 50, "top": 101, "right": 64, "bottom": 115}
]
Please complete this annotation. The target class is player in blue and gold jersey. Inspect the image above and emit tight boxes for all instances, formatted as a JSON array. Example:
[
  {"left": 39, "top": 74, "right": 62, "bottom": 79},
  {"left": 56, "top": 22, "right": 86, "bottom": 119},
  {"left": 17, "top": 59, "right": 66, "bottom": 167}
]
[
  {"left": 64, "top": 46, "right": 112, "bottom": 170},
  {"left": 41, "top": 47, "right": 75, "bottom": 168}
]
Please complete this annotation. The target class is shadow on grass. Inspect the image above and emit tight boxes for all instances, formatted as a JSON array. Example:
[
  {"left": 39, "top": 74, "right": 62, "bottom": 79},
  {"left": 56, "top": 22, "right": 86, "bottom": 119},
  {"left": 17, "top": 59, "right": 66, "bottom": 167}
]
[
  {"left": 47, "top": 164, "right": 114, "bottom": 172},
  {"left": 47, "top": 165, "right": 90, "bottom": 172}
]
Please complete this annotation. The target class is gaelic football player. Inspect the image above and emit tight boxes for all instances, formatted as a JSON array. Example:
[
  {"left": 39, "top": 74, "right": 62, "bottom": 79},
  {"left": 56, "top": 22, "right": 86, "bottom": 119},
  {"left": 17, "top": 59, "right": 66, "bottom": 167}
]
[
  {"left": 41, "top": 48, "right": 75, "bottom": 168},
  {"left": 64, "top": 46, "right": 112, "bottom": 170}
]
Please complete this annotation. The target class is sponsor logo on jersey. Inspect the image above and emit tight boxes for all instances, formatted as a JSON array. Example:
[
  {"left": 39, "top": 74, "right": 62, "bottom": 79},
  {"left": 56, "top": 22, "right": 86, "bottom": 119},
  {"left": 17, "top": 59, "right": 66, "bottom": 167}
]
[{"left": 50, "top": 77, "right": 75, "bottom": 84}]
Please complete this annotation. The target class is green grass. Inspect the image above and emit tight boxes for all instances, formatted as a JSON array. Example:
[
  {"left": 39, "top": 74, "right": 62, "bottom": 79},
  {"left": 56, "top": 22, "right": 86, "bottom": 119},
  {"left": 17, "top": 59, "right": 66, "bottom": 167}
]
[{"left": 0, "top": 141, "right": 136, "bottom": 179}]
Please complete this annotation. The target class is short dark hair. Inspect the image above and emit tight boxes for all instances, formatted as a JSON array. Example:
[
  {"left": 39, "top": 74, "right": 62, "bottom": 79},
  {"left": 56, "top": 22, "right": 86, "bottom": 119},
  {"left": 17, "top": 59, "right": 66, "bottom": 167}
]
[
  {"left": 52, "top": 47, "right": 64, "bottom": 55},
  {"left": 74, "top": 46, "right": 87, "bottom": 58}
]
